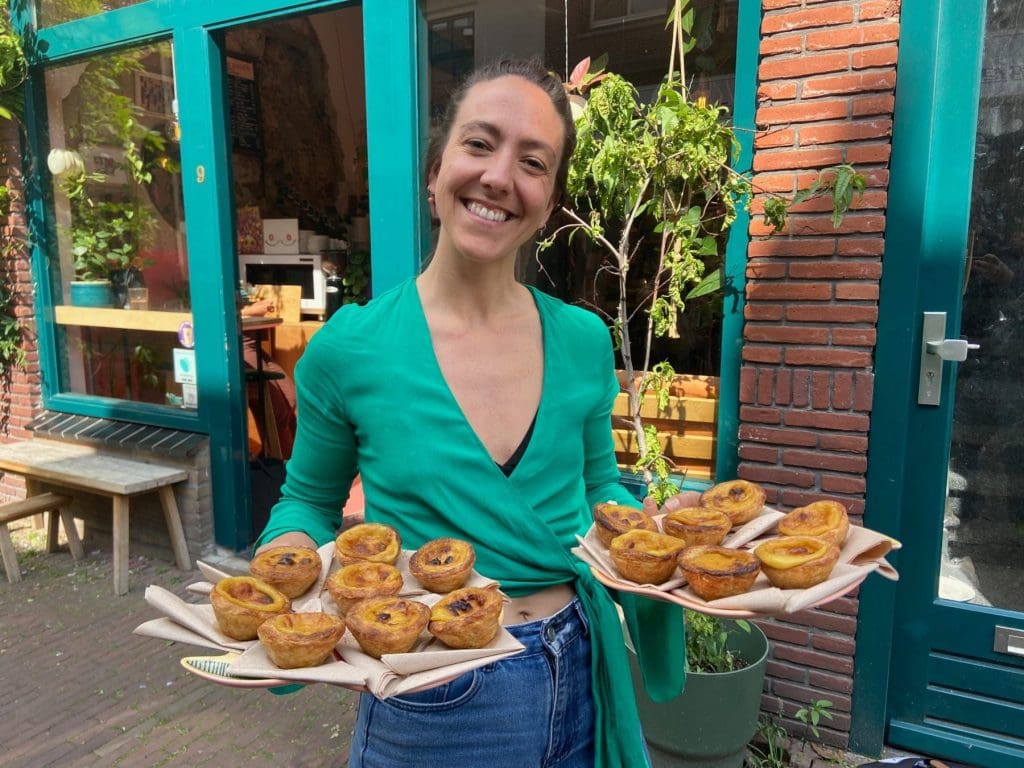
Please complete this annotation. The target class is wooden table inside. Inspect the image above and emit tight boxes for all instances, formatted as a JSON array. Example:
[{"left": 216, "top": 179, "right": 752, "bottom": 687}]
[{"left": 0, "top": 439, "right": 191, "bottom": 595}]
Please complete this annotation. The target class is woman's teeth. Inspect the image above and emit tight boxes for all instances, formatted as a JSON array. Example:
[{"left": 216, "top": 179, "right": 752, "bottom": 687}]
[{"left": 466, "top": 201, "right": 509, "bottom": 222}]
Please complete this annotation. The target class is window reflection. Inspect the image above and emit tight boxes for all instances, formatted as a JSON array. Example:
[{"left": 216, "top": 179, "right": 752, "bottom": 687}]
[
  {"left": 36, "top": 0, "right": 142, "bottom": 28},
  {"left": 44, "top": 41, "right": 191, "bottom": 408}
]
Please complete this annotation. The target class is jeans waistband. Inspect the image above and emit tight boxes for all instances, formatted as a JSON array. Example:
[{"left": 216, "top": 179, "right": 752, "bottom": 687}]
[{"left": 504, "top": 596, "right": 589, "bottom": 654}]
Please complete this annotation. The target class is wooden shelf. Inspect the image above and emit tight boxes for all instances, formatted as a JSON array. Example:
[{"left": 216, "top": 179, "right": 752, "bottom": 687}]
[{"left": 54, "top": 305, "right": 192, "bottom": 333}]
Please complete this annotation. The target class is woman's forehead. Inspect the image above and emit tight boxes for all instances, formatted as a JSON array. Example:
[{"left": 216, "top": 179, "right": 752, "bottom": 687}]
[{"left": 451, "top": 76, "right": 564, "bottom": 149}]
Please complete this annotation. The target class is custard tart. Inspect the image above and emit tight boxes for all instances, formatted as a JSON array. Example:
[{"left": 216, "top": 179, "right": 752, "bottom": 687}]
[
  {"left": 592, "top": 503, "right": 658, "bottom": 548},
  {"left": 662, "top": 506, "right": 732, "bottom": 547},
  {"left": 677, "top": 545, "right": 761, "bottom": 601},
  {"left": 608, "top": 529, "right": 686, "bottom": 585},
  {"left": 754, "top": 535, "right": 840, "bottom": 589},
  {"left": 335, "top": 523, "right": 402, "bottom": 566},
  {"left": 345, "top": 596, "right": 430, "bottom": 658},
  {"left": 257, "top": 611, "right": 346, "bottom": 669},
  {"left": 428, "top": 586, "right": 504, "bottom": 649},
  {"left": 249, "top": 545, "right": 322, "bottom": 598},
  {"left": 409, "top": 537, "right": 476, "bottom": 593},
  {"left": 325, "top": 562, "right": 404, "bottom": 616},
  {"left": 210, "top": 576, "right": 291, "bottom": 640},
  {"left": 699, "top": 479, "right": 766, "bottom": 526},
  {"left": 777, "top": 500, "right": 850, "bottom": 547}
]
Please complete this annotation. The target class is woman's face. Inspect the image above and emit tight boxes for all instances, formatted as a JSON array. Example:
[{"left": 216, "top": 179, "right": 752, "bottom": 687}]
[{"left": 428, "top": 75, "right": 565, "bottom": 267}]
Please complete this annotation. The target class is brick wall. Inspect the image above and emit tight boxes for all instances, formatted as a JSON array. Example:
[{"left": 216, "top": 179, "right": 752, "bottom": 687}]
[
  {"left": 0, "top": 118, "right": 43, "bottom": 501},
  {"left": 744, "top": 0, "right": 899, "bottom": 748}
]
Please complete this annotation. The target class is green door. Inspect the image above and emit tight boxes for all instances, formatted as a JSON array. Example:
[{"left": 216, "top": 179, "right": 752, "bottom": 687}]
[{"left": 864, "top": 0, "right": 1024, "bottom": 765}]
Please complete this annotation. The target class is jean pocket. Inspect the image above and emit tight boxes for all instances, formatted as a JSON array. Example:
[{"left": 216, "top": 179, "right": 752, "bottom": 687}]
[{"left": 381, "top": 669, "right": 481, "bottom": 713}]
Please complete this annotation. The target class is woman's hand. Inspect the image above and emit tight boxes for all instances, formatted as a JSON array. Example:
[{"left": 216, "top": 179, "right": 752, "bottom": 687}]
[
  {"left": 254, "top": 530, "right": 317, "bottom": 556},
  {"left": 241, "top": 299, "right": 275, "bottom": 317},
  {"left": 641, "top": 490, "right": 702, "bottom": 517}
]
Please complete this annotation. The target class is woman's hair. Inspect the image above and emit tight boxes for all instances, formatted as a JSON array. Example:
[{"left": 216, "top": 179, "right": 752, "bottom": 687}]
[{"left": 425, "top": 58, "right": 577, "bottom": 207}]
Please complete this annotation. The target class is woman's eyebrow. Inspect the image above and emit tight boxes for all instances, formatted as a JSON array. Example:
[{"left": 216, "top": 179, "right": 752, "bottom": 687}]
[{"left": 458, "top": 120, "right": 557, "bottom": 158}]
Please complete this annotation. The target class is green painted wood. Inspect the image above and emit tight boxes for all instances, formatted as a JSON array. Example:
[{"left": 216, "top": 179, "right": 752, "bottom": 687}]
[
  {"left": 924, "top": 685, "right": 1024, "bottom": 742},
  {"left": 44, "top": 393, "right": 203, "bottom": 430},
  {"left": 928, "top": 602, "right": 1024, "bottom": 668},
  {"left": 714, "top": 0, "right": 757, "bottom": 483},
  {"left": 854, "top": 0, "right": 1024, "bottom": 760},
  {"left": 888, "top": 720, "right": 1024, "bottom": 768},
  {"left": 364, "top": 0, "right": 423, "bottom": 293},
  {"left": 928, "top": 653, "right": 1024, "bottom": 707},
  {"left": 173, "top": 27, "right": 251, "bottom": 549}
]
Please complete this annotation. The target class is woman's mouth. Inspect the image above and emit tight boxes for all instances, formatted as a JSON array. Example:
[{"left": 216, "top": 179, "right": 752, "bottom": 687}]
[{"left": 464, "top": 200, "right": 511, "bottom": 222}]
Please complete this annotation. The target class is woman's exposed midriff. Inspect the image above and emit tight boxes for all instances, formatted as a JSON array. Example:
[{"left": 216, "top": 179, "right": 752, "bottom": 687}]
[{"left": 502, "top": 582, "right": 576, "bottom": 625}]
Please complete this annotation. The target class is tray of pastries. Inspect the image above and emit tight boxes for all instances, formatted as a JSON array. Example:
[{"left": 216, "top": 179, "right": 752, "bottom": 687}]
[
  {"left": 135, "top": 525, "right": 523, "bottom": 697},
  {"left": 573, "top": 481, "right": 900, "bottom": 618}
]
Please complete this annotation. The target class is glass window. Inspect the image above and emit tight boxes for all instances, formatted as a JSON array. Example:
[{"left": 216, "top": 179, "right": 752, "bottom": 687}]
[
  {"left": 420, "top": 0, "right": 739, "bottom": 482},
  {"left": 36, "top": 0, "right": 145, "bottom": 28},
  {"left": 44, "top": 41, "right": 193, "bottom": 408}
]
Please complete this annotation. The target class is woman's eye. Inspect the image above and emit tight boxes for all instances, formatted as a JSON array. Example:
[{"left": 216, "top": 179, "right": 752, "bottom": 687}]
[
  {"left": 465, "top": 138, "right": 489, "bottom": 151},
  {"left": 523, "top": 157, "right": 547, "bottom": 173}
]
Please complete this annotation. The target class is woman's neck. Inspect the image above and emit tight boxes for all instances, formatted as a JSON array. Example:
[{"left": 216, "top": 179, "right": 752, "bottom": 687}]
[{"left": 417, "top": 253, "right": 527, "bottom": 325}]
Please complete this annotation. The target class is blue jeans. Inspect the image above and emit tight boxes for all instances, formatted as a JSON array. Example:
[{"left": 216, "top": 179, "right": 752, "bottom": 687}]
[{"left": 349, "top": 597, "right": 595, "bottom": 768}]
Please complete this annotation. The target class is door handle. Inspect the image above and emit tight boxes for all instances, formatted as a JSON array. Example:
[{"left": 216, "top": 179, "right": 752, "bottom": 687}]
[{"left": 918, "top": 311, "right": 980, "bottom": 406}]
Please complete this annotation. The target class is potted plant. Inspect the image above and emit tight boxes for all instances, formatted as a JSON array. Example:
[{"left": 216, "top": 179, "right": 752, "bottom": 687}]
[
  {"left": 626, "top": 612, "right": 769, "bottom": 768},
  {"left": 551, "top": 0, "right": 864, "bottom": 501}
]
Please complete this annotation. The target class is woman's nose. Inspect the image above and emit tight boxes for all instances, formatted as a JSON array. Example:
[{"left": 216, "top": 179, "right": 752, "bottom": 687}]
[{"left": 479, "top": 150, "right": 514, "bottom": 192}]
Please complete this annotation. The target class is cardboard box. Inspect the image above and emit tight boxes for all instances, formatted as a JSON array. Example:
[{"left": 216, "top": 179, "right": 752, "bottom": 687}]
[{"left": 262, "top": 218, "right": 299, "bottom": 254}]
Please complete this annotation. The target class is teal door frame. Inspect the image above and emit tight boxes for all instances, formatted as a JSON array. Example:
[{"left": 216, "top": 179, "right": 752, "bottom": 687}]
[
  {"left": 853, "top": 1, "right": 1024, "bottom": 765},
  {"left": 14, "top": 0, "right": 423, "bottom": 549}
]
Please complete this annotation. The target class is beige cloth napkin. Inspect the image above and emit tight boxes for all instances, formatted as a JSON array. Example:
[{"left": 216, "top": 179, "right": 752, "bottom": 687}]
[
  {"left": 133, "top": 617, "right": 229, "bottom": 652},
  {"left": 572, "top": 508, "right": 901, "bottom": 616},
  {"left": 142, "top": 585, "right": 254, "bottom": 651}
]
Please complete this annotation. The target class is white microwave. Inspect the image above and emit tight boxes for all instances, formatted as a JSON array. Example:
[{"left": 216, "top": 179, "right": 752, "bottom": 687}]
[{"left": 238, "top": 253, "right": 326, "bottom": 314}]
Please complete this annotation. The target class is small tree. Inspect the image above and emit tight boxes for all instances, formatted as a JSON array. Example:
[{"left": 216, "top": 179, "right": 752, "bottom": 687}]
[{"left": 547, "top": 0, "right": 864, "bottom": 501}]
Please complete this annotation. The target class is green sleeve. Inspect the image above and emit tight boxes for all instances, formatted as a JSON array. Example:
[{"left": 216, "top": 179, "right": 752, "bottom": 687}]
[
  {"left": 619, "top": 591, "right": 687, "bottom": 703},
  {"left": 255, "top": 325, "right": 358, "bottom": 548}
]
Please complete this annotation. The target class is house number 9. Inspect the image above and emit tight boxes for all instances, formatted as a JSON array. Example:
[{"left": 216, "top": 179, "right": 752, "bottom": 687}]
[{"left": 195, "top": 165, "right": 206, "bottom": 183}]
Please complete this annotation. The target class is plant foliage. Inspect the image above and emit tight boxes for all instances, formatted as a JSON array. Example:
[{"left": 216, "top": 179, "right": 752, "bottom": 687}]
[{"left": 684, "top": 611, "right": 751, "bottom": 673}]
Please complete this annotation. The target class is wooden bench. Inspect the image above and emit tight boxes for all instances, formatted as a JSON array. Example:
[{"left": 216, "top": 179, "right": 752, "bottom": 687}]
[{"left": 0, "top": 439, "right": 191, "bottom": 595}]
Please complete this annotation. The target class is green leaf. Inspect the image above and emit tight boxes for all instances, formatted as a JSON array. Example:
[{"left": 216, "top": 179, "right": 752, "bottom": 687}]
[{"left": 685, "top": 267, "right": 722, "bottom": 299}]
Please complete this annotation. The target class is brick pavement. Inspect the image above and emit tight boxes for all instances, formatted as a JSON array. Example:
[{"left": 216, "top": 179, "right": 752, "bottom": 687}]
[{"left": 0, "top": 521, "right": 359, "bottom": 768}]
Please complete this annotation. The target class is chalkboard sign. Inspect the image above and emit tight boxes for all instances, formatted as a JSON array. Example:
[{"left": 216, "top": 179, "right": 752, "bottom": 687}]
[{"left": 227, "top": 56, "right": 263, "bottom": 154}]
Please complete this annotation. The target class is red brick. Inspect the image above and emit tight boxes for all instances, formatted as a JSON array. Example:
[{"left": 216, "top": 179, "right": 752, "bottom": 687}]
[
  {"left": 836, "top": 283, "right": 880, "bottom": 300},
  {"left": 806, "top": 22, "right": 900, "bottom": 50},
  {"left": 847, "top": 143, "right": 892, "bottom": 163},
  {"left": 748, "top": 282, "right": 832, "bottom": 301},
  {"left": 821, "top": 596, "right": 859, "bottom": 616},
  {"left": 776, "top": 368, "right": 792, "bottom": 406},
  {"left": 739, "top": 425, "right": 819, "bottom": 447},
  {"left": 837, "top": 237, "right": 886, "bottom": 256},
  {"left": 739, "top": 367, "right": 756, "bottom": 402},
  {"left": 746, "top": 303, "right": 786, "bottom": 321},
  {"left": 784, "top": 449, "right": 867, "bottom": 473},
  {"left": 785, "top": 411, "right": 870, "bottom": 432},
  {"left": 853, "top": 371, "right": 875, "bottom": 410},
  {"left": 752, "top": 147, "right": 845, "bottom": 172},
  {"left": 821, "top": 474, "right": 867, "bottom": 494},
  {"left": 758, "top": 81, "right": 800, "bottom": 100},
  {"left": 819, "top": 433, "right": 869, "bottom": 452},
  {"left": 811, "top": 633, "right": 856, "bottom": 655},
  {"left": 789, "top": 261, "right": 882, "bottom": 279},
  {"left": 853, "top": 94, "right": 896, "bottom": 116},
  {"left": 780, "top": 609, "right": 858, "bottom": 637},
  {"left": 738, "top": 444, "right": 779, "bottom": 462},
  {"left": 767, "top": 660, "right": 808, "bottom": 682},
  {"left": 792, "top": 370, "right": 811, "bottom": 406},
  {"left": 809, "top": 669, "right": 854, "bottom": 695},
  {"left": 752, "top": 171, "right": 821, "bottom": 193},
  {"left": 761, "top": 213, "right": 886, "bottom": 237},
  {"left": 860, "top": 0, "right": 902, "bottom": 22},
  {"left": 852, "top": 45, "right": 899, "bottom": 69},
  {"left": 786, "top": 305, "right": 878, "bottom": 323},
  {"left": 757, "top": 368, "right": 775, "bottom": 404},
  {"left": 762, "top": 7, "right": 855, "bottom": 34},
  {"left": 772, "top": 643, "right": 854, "bottom": 675},
  {"left": 757, "top": 99, "right": 849, "bottom": 126},
  {"left": 812, "top": 371, "right": 830, "bottom": 409},
  {"left": 747, "top": 237, "right": 837, "bottom": 257},
  {"left": 833, "top": 371, "right": 853, "bottom": 409},
  {"left": 803, "top": 71, "right": 896, "bottom": 98},
  {"left": 773, "top": 680, "right": 852, "bottom": 712},
  {"left": 832, "top": 328, "right": 878, "bottom": 346},
  {"left": 746, "top": 326, "right": 830, "bottom": 344},
  {"left": 778, "top": 190, "right": 887, "bottom": 215},
  {"left": 784, "top": 348, "right": 874, "bottom": 367},
  {"left": 743, "top": 345, "right": 784, "bottom": 363},
  {"left": 760, "top": 34, "right": 804, "bottom": 56},
  {"left": 760, "top": 51, "right": 849, "bottom": 81},
  {"left": 741, "top": 464, "right": 817, "bottom": 487},
  {"left": 747, "top": 262, "right": 788, "bottom": 279},
  {"left": 756, "top": 620, "right": 811, "bottom": 646},
  {"left": 799, "top": 119, "right": 893, "bottom": 146},
  {"left": 740, "top": 405, "right": 783, "bottom": 424},
  {"left": 755, "top": 127, "right": 798, "bottom": 149}
]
